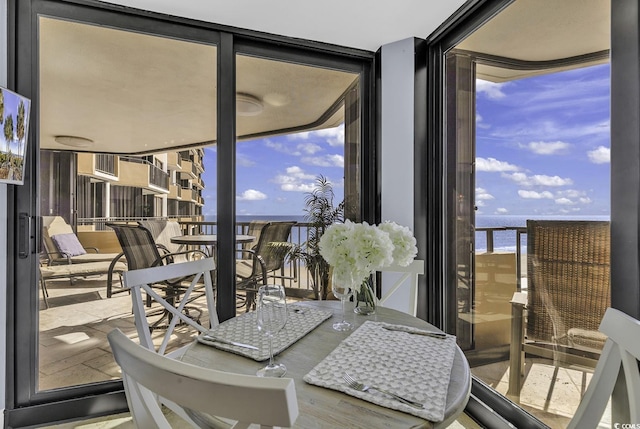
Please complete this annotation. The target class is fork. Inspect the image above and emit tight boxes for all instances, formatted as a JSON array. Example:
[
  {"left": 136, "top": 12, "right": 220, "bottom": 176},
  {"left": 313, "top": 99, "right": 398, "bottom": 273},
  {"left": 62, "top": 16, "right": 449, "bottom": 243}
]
[{"left": 343, "top": 373, "right": 424, "bottom": 409}]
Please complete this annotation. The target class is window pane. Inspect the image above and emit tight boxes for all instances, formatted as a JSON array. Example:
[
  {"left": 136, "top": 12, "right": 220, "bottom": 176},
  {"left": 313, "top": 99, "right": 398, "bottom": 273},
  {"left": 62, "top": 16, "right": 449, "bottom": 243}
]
[
  {"left": 233, "top": 53, "right": 360, "bottom": 302},
  {"left": 37, "top": 17, "right": 216, "bottom": 391}
]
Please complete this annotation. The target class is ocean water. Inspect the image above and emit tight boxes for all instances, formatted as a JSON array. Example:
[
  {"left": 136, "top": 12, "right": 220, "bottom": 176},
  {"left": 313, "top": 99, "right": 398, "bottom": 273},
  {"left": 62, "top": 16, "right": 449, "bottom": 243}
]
[
  {"left": 475, "top": 214, "right": 610, "bottom": 252},
  {"left": 207, "top": 214, "right": 610, "bottom": 252}
]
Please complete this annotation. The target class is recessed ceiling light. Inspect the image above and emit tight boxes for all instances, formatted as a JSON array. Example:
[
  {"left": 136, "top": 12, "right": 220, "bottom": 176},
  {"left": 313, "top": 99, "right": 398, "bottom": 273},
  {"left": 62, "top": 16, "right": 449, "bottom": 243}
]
[
  {"left": 263, "top": 92, "right": 291, "bottom": 107},
  {"left": 236, "top": 93, "right": 263, "bottom": 116},
  {"left": 54, "top": 135, "right": 94, "bottom": 148}
]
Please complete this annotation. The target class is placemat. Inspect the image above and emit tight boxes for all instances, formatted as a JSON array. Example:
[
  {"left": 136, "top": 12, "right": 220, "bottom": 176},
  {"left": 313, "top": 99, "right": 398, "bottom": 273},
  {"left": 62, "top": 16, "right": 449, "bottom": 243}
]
[
  {"left": 197, "top": 304, "right": 332, "bottom": 361},
  {"left": 303, "top": 321, "right": 457, "bottom": 422}
]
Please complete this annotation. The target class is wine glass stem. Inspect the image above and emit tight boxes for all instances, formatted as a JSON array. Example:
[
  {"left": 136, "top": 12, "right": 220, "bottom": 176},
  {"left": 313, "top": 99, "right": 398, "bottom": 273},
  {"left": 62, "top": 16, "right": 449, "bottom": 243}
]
[
  {"left": 268, "top": 335, "right": 274, "bottom": 366},
  {"left": 341, "top": 297, "right": 347, "bottom": 322}
]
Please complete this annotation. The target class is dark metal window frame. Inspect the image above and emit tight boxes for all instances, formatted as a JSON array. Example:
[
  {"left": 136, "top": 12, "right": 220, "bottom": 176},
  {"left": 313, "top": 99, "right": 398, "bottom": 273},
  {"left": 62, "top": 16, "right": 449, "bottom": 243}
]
[
  {"left": 426, "top": 0, "right": 639, "bottom": 427},
  {"left": 7, "top": 0, "right": 375, "bottom": 426}
]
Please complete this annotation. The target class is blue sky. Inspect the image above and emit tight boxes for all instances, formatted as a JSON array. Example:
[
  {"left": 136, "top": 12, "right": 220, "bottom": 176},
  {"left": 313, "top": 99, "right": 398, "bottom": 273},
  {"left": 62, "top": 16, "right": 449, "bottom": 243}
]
[
  {"left": 475, "top": 63, "right": 610, "bottom": 216},
  {"left": 201, "top": 62, "right": 611, "bottom": 218},
  {"left": 201, "top": 125, "right": 345, "bottom": 217}
]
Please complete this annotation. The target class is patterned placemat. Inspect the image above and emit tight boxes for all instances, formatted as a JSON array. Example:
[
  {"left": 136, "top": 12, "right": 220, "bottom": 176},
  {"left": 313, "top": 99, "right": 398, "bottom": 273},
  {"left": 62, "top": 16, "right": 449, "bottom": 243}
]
[
  {"left": 197, "top": 304, "right": 332, "bottom": 361},
  {"left": 303, "top": 321, "right": 457, "bottom": 422}
]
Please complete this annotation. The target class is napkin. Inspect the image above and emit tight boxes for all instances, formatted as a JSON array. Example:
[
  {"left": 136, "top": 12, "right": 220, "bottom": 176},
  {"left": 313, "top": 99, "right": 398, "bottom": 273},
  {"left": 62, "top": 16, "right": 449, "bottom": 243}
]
[
  {"left": 196, "top": 304, "right": 332, "bottom": 361},
  {"left": 303, "top": 321, "right": 458, "bottom": 422}
]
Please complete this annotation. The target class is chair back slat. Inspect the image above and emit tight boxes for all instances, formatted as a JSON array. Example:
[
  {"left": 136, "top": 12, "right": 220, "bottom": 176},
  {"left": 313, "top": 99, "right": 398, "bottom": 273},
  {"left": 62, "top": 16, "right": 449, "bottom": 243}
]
[
  {"left": 108, "top": 328, "right": 299, "bottom": 428},
  {"left": 107, "top": 223, "right": 163, "bottom": 270},
  {"left": 250, "top": 221, "right": 296, "bottom": 276},
  {"left": 378, "top": 259, "right": 425, "bottom": 317},
  {"left": 138, "top": 220, "right": 186, "bottom": 259},
  {"left": 122, "top": 257, "right": 218, "bottom": 356},
  {"left": 567, "top": 308, "right": 640, "bottom": 428}
]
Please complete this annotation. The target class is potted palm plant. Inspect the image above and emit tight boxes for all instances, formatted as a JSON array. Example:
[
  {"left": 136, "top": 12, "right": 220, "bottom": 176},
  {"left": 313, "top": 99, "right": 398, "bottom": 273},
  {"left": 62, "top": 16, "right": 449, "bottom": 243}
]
[{"left": 292, "top": 175, "right": 344, "bottom": 300}]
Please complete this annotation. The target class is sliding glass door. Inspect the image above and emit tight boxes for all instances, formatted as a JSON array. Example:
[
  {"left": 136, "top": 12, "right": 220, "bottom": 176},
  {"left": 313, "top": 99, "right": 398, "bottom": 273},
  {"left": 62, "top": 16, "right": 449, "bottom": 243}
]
[{"left": 8, "top": 1, "right": 373, "bottom": 426}]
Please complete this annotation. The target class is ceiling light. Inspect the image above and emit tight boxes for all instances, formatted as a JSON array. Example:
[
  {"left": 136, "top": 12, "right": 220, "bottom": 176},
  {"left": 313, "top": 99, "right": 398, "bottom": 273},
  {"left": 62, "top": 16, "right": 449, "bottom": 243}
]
[
  {"left": 236, "top": 93, "right": 263, "bottom": 116},
  {"left": 54, "top": 135, "right": 94, "bottom": 148},
  {"left": 263, "top": 92, "right": 291, "bottom": 107}
]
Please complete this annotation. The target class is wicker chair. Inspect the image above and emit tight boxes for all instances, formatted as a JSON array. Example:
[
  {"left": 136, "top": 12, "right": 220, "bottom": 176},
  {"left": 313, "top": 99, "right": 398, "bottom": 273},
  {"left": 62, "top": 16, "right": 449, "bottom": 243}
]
[{"left": 508, "top": 220, "right": 611, "bottom": 398}]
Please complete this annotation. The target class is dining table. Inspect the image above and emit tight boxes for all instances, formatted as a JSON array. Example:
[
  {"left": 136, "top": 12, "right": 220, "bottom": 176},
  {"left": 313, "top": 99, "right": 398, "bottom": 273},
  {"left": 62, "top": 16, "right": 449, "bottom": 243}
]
[
  {"left": 170, "top": 234, "right": 255, "bottom": 257},
  {"left": 181, "top": 300, "right": 471, "bottom": 429}
]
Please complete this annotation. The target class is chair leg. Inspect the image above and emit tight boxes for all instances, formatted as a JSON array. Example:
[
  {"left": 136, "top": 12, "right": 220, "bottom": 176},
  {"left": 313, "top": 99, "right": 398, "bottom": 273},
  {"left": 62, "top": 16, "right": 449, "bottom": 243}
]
[
  {"left": 40, "top": 278, "right": 49, "bottom": 309},
  {"left": 508, "top": 301, "right": 526, "bottom": 398}
]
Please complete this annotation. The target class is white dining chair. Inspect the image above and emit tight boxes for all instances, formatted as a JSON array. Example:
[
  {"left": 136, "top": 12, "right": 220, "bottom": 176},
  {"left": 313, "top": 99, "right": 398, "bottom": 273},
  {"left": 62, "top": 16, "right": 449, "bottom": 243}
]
[
  {"left": 122, "top": 257, "right": 219, "bottom": 358},
  {"left": 378, "top": 259, "right": 425, "bottom": 317},
  {"left": 567, "top": 307, "right": 640, "bottom": 429},
  {"left": 108, "top": 328, "right": 299, "bottom": 429}
]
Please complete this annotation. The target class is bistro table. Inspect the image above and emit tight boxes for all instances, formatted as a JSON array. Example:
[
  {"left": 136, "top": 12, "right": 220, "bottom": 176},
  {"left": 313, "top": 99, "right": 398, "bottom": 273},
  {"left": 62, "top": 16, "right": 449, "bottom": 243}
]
[
  {"left": 170, "top": 234, "right": 255, "bottom": 257},
  {"left": 181, "top": 300, "right": 471, "bottom": 429}
]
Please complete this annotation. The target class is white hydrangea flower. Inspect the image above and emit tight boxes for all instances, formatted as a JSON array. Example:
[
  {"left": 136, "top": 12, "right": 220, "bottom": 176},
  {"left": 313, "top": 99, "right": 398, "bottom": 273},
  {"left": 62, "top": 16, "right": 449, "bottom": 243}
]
[
  {"left": 378, "top": 221, "right": 418, "bottom": 266},
  {"left": 320, "top": 219, "right": 417, "bottom": 292}
]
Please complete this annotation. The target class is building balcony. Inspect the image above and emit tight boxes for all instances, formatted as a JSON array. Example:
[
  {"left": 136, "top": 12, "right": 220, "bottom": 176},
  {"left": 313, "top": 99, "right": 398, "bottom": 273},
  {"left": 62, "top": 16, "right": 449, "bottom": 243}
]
[
  {"left": 77, "top": 153, "right": 119, "bottom": 181},
  {"left": 118, "top": 157, "right": 169, "bottom": 192}
]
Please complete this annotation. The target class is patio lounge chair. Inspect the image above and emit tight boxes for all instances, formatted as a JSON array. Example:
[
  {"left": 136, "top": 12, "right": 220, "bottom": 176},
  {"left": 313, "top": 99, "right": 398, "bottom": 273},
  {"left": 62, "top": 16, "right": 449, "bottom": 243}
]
[
  {"left": 39, "top": 259, "right": 128, "bottom": 309},
  {"left": 508, "top": 220, "right": 610, "bottom": 398},
  {"left": 41, "top": 216, "right": 121, "bottom": 265}
]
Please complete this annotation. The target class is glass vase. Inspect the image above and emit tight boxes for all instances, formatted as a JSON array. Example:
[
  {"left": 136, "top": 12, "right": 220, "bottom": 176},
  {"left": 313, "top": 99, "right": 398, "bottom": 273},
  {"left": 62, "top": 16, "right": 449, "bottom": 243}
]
[{"left": 354, "top": 277, "right": 377, "bottom": 315}]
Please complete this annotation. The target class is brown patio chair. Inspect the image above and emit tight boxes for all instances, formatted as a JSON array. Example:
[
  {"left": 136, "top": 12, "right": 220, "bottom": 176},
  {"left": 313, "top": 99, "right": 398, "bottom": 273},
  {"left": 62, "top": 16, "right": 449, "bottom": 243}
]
[
  {"left": 236, "top": 221, "right": 296, "bottom": 311},
  {"left": 138, "top": 219, "right": 191, "bottom": 263},
  {"left": 508, "top": 220, "right": 610, "bottom": 398},
  {"left": 106, "top": 223, "right": 208, "bottom": 329}
]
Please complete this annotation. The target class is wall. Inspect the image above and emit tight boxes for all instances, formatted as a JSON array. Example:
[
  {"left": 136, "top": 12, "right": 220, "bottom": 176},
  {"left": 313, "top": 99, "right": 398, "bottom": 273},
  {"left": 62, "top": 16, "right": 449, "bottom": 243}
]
[
  {"left": 1, "top": 0, "right": 8, "bottom": 424},
  {"left": 380, "top": 38, "right": 417, "bottom": 314}
]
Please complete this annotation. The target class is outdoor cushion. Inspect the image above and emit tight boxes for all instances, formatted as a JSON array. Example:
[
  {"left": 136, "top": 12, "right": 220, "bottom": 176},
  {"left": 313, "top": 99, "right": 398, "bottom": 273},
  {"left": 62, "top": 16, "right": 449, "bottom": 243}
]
[{"left": 51, "top": 233, "right": 87, "bottom": 257}]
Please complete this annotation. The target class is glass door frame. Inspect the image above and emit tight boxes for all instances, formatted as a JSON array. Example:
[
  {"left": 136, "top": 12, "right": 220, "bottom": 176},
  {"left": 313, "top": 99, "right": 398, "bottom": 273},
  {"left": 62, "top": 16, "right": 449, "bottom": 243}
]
[
  {"left": 7, "top": 0, "right": 376, "bottom": 426},
  {"left": 426, "top": 0, "right": 640, "bottom": 427}
]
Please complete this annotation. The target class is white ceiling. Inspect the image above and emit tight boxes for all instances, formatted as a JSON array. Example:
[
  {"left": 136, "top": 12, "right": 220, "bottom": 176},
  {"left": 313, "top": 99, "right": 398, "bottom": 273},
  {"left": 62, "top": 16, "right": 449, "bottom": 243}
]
[
  {"left": 97, "top": 0, "right": 468, "bottom": 52},
  {"left": 39, "top": 0, "right": 609, "bottom": 154}
]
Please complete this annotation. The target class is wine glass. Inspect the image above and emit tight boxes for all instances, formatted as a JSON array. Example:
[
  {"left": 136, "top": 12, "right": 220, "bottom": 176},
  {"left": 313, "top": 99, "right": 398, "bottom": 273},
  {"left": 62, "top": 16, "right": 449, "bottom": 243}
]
[
  {"left": 331, "top": 272, "right": 354, "bottom": 331},
  {"left": 256, "top": 284, "right": 288, "bottom": 377}
]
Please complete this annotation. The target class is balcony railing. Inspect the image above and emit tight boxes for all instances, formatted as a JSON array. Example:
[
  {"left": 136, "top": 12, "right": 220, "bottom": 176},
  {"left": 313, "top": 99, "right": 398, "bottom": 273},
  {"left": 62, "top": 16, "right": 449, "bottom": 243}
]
[{"left": 95, "top": 154, "right": 117, "bottom": 176}]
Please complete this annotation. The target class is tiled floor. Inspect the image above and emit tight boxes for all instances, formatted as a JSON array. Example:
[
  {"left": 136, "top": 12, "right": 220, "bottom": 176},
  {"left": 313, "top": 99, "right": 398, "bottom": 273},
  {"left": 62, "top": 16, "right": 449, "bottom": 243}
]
[{"left": 37, "top": 275, "right": 608, "bottom": 429}]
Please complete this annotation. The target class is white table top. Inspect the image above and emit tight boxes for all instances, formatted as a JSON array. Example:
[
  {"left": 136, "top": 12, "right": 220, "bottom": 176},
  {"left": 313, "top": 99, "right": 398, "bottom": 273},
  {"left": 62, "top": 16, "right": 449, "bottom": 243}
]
[{"left": 181, "top": 300, "right": 471, "bottom": 429}]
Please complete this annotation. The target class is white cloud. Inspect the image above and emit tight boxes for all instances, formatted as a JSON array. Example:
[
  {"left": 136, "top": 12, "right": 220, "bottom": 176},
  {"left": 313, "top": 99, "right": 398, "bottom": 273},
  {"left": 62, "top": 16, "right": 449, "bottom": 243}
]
[
  {"left": 503, "top": 172, "right": 573, "bottom": 187},
  {"left": 476, "top": 80, "right": 508, "bottom": 100},
  {"left": 518, "top": 190, "right": 554, "bottom": 199},
  {"left": 557, "top": 189, "right": 586, "bottom": 198},
  {"left": 587, "top": 146, "right": 610, "bottom": 164},
  {"left": 555, "top": 197, "right": 574, "bottom": 205},
  {"left": 315, "top": 124, "right": 344, "bottom": 147},
  {"left": 236, "top": 189, "right": 267, "bottom": 201},
  {"left": 476, "top": 157, "right": 520, "bottom": 172},
  {"left": 579, "top": 197, "right": 592, "bottom": 204},
  {"left": 297, "top": 142, "right": 322, "bottom": 155},
  {"left": 521, "top": 141, "right": 571, "bottom": 155},
  {"left": 302, "top": 154, "right": 344, "bottom": 167},
  {"left": 264, "top": 140, "right": 287, "bottom": 153},
  {"left": 286, "top": 131, "right": 310, "bottom": 140},
  {"left": 475, "top": 187, "right": 494, "bottom": 200},
  {"left": 495, "top": 208, "right": 509, "bottom": 214},
  {"left": 272, "top": 166, "right": 317, "bottom": 192}
]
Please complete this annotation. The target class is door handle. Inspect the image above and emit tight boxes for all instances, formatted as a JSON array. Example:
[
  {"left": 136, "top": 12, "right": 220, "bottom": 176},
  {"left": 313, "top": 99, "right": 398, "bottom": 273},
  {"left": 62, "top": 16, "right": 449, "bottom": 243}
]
[{"left": 18, "top": 213, "right": 31, "bottom": 259}]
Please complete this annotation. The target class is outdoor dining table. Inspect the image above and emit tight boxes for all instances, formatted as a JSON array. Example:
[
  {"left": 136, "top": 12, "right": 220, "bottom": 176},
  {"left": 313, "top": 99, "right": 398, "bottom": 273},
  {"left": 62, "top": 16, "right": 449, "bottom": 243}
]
[
  {"left": 181, "top": 300, "right": 471, "bottom": 429},
  {"left": 170, "top": 234, "right": 255, "bottom": 257}
]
